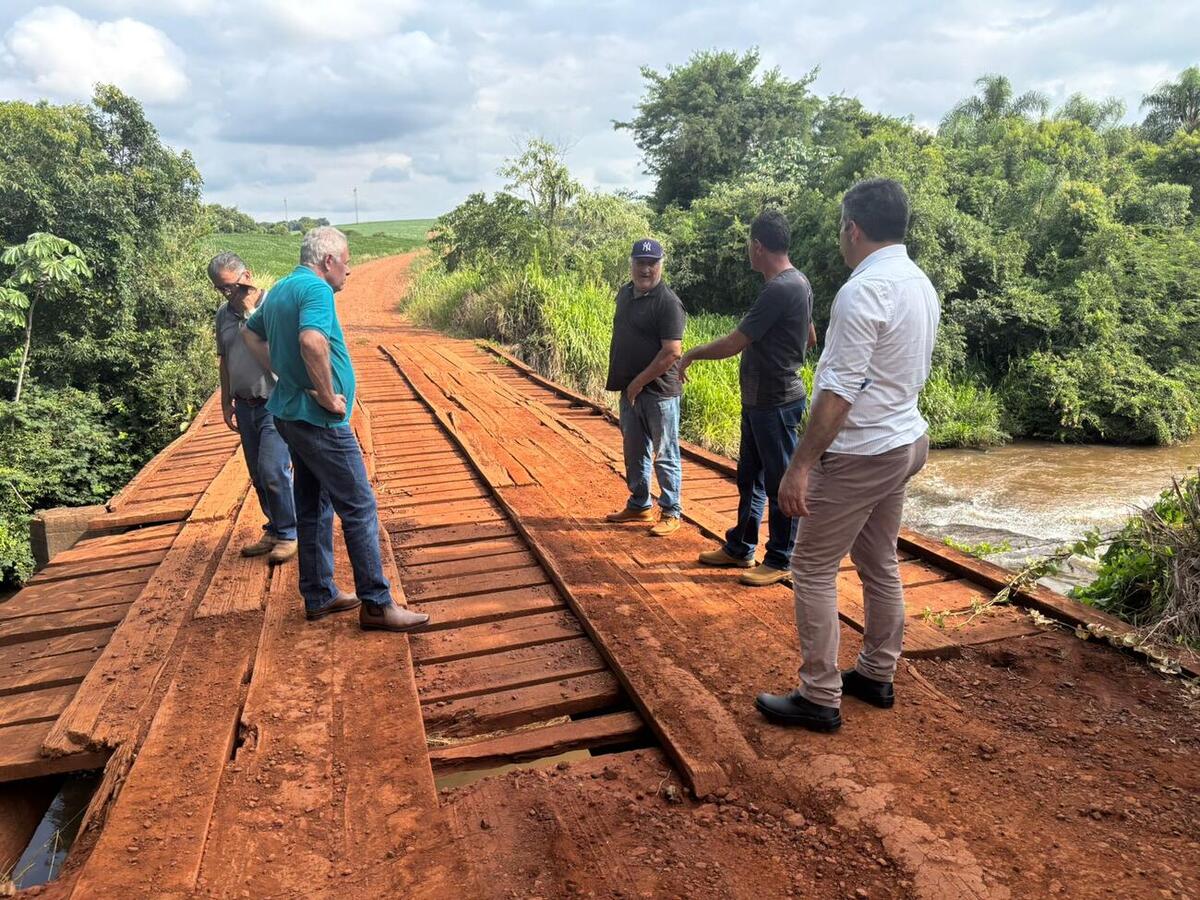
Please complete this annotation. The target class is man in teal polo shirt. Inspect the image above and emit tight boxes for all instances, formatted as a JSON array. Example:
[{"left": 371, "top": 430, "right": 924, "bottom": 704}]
[{"left": 243, "top": 226, "right": 429, "bottom": 631}]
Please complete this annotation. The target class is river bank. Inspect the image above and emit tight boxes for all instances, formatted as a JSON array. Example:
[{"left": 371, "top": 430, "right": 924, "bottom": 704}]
[{"left": 904, "top": 436, "right": 1200, "bottom": 591}]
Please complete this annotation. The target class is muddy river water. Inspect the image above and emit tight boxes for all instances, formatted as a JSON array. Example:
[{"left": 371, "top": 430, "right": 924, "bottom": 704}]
[{"left": 903, "top": 437, "right": 1200, "bottom": 588}]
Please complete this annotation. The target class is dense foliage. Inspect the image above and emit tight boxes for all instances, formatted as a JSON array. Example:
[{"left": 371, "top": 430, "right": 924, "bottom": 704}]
[
  {"left": 412, "top": 57, "right": 1200, "bottom": 458},
  {"left": 204, "top": 203, "right": 330, "bottom": 235},
  {"left": 0, "top": 87, "right": 216, "bottom": 583}
]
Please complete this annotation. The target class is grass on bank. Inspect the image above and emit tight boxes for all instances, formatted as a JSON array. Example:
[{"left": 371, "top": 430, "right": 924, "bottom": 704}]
[{"left": 198, "top": 219, "right": 431, "bottom": 281}]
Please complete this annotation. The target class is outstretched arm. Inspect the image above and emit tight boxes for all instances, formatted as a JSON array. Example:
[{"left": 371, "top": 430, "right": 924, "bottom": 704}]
[{"left": 679, "top": 329, "right": 751, "bottom": 382}]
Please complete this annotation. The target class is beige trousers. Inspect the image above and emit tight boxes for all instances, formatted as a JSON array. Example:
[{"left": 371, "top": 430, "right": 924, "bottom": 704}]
[{"left": 790, "top": 435, "right": 930, "bottom": 708}]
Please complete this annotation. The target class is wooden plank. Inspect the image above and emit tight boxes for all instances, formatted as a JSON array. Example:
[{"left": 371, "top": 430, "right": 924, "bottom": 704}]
[
  {"left": 380, "top": 485, "right": 487, "bottom": 509},
  {"left": 404, "top": 565, "right": 549, "bottom": 602},
  {"left": 49, "top": 531, "right": 176, "bottom": 565},
  {"left": 86, "top": 499, "right": 194, "bottom": 532},
  {"left": 383, "top": 502, "right": 504, "bottom": 532},
  {"left": 194, "top": 491, "right": 273, "bottom": 619},
  {"left": 423, "top": 671, "right": 622, "bottom": 738},
  {"left": 26, "top": 548, "right": 169, "bottom": 585},
  {"left": 397, "top": 535, "right": 527, "bottom": 568},
  {"left": 42, "top": 455, "right": 245, "bottom": 757},
  {"left": 410, "top": 610, "right": 584, "bottom": 664},
  {"left": 428, "top": 711, "right": 645, "bottom": 773},
  {"left": 9, "top": 566, "right": 156, "bottom": 602},
  {"left": 415, "top": 637, "right": 606, "bottom": 704},
  {"left": 402, "top": 548, "right": 538, "bottom": 582},
  {"left": 388, "top": 520, "right": 517, "bottom": 549},
  {"left": 189, "top": 446, "right": 250, "bottom": 522},
  {"left": 0, "top": 628, "right": 113, "bottom": 663},
  {"left": 351, "top": 396, "right": 376, "bottom": 481},
  {"left": 66, "top": 522, "right": 182, "bottom": 554},
  {"left": 0, "top": 603, "right": 130, "bottom": 648},
  {"left": 0, "top": 584, "right": 141, "bottom": 621},
  {"left": 68, "top": 616, "right": 256, "bottom": 897},
  {"left": 0, "top": 647, "right": 99, "bottom": 697},
  {"left": 0, "top": 684, "right": 76, "bottom": 728},
  {"left": 0, "top": 722, "right": 107, "bottom": 782}
]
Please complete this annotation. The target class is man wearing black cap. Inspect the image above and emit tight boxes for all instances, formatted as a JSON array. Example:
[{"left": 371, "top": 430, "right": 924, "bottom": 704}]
[
  {"left": 604, "top": 238, "right": 686, "bottom": 537},
  {"left": 680, "top": 209, "right": 817, "bottom": 586}
]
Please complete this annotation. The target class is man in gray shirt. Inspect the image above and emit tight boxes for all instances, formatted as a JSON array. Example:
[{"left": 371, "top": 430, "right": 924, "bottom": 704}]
[{"left": 209, "top": 252, "right": 297, "bottom": 563}]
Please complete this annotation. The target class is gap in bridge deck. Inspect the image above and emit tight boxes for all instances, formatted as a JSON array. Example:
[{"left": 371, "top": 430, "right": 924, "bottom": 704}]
[{"left": 356, "top": 346, "right": 668, "bottom": 789}]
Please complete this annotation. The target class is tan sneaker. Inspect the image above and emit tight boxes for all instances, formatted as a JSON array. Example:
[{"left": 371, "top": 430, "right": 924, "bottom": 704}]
[
  {"left": 698, "top": 547, "right": 754, "bottom": 568},
  {"left": 268, "top": 539, "right": 298, "bottom": 564},
  {"left": 605, "top": 506, "right": 658, "bottom": 523},
  {"left": 649, "top": 515, "right": 681, "bottom": 537},
  {"left": 739, "top": 564, "right": 790, "bottom": 587},
  {"left": 240, "top": 535, "right": 276, "bottom": 557}
]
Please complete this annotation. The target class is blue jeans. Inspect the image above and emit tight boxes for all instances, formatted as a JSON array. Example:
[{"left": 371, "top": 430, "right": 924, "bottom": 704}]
[
  {"left": 618, "top": 392, "right": 682, "bottom": 517},
  {"left": 235, "top": 400, "right": 297, "bottom": 541},
  {"left": 274, "top": 419, "right": 391, "bottom": 613},
  {"left": 724, "top": 398, "right": 807, "bottom": 570}
]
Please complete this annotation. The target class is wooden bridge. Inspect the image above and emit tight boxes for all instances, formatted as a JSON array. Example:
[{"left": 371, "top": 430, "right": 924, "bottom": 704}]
[{"left": 1, "top": 254, "right": 1196, "bottom": 899}]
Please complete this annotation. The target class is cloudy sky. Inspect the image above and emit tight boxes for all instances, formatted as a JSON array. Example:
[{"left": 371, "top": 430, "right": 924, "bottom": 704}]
[{"left": 1, "top": 1, "right": 1196, "bottom": 223}]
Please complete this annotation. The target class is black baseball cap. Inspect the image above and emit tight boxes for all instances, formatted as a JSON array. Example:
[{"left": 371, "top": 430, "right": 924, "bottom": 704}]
[{"left": 631, "top": 238, "right": 664, "bottom": 260}]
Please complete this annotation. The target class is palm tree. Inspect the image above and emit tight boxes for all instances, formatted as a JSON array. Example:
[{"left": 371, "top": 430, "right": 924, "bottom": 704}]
[
  {"left": 941, "top": 74, "right": 1050, "bottom": 132},
  {"left": 1054, "top": 94, "right": 1126, "bottom": 131},
  {"left": 1140, "top": 66, "right": 1200, "bottom": 143}
]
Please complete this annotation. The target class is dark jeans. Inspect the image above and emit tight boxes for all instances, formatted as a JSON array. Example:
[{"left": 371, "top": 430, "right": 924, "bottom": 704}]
[
  {"left": 274, "top": 419, "right": 391, "bottom": 613},
  {"left": 234, "top": 399, "right": 297, "bottom": 541},
  {"left": 724, "top": 398, "right": 807, "bottom": 570}
]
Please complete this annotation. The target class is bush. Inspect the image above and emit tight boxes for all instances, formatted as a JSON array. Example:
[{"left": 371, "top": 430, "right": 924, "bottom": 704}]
[{"left": 919, "top": 369, "right": 1009, "bottom": 448}]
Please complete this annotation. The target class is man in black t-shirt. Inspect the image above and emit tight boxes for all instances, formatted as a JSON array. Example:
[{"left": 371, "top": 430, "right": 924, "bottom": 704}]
[
  {"left": 680, "top": 210, "right": 817, "bottom": 585},
  {"left": 604, "top": 238, "right": 687, "bottom": 537}
]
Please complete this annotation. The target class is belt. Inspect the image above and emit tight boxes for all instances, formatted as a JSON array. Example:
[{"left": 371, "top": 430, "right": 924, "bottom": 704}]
[{"left": 234, "top": 396, "right": 268, "bottom": 407}]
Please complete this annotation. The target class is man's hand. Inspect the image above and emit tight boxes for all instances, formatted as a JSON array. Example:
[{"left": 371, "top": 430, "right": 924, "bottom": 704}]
[
  {"left": 777, "top": 463, "right": 812, "bottom": 518},
  {"left": 222, "top": 404, "right": 237, "bottom": 432},
  {"left": 307, "top": 389, "right": 347, "bottom": 417},
  {"left": 625, "top": 382, "right": 643, "bottom": 405},
  {"left": 678, "top": 354, "right": 694, "bottom": 384}
]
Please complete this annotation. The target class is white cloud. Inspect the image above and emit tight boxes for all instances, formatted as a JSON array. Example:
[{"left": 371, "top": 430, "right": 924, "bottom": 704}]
[
  {"left": 368, "top": 153, "right": 414, "bottom": 182},
  {"left": 255, "top": 0, "right": 420, "bottom": 42},
  {"left": 3, "top": 5, "right": 188, "bottom": 103}
]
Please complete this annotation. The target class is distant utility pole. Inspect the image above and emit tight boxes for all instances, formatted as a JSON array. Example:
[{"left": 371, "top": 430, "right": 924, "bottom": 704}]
[{"left": 353, "top": 187, "right": 359, "bottom": 225}]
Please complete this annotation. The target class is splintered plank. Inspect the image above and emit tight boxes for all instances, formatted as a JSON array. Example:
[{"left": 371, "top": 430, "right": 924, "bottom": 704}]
[
  {"left": 0, "top": 722, "right": 107, "bottom": 782},
  {"left": 410, "top": 584, "right": 565, "bottom": 630},
  {"left": 404, "top": 565, "right": 549, "bottom": 602},
  {"left": 415, "top": 637, "right": 607, "bottom": 704},
  {"left": 194, "top": 491, "right": 273, "bottom": 618},
  {"left": 428, "top": 711, "right": 645, "bottom": 773},
  {"left": 68, "top": 616, "right": 257, "bottom": 897},
  {"left": 423, "top": 671, "right": 622, "bottom": 738},
  {"left": 410, "top": 610, "right": 584, "bottom": 664},
  {"left": 43, "top": 457, "right": 247, "bottom": 757}
]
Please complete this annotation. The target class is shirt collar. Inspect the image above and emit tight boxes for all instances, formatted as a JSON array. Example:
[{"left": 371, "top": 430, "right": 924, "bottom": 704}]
[
  {"left": 632, "top": 279, "right": 663, "bottom": 299},
  {"left": 850, "top": 244, "right": 908, "bottom": 279}
]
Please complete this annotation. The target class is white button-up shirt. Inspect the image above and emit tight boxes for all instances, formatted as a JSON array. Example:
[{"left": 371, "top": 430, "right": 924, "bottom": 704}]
[{"left": 813, "top": 244, "right": 940, "bottom": 456}]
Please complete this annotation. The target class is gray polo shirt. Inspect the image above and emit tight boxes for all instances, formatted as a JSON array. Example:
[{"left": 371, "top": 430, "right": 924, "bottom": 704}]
[{"left": 215, "top": 298, "right": 275, "bottom": 401}]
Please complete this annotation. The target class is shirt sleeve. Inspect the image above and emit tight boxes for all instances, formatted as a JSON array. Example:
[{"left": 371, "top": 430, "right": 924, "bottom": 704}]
[
  {"left": 814, "top": 280, "right": 888, "bottom": 404},
  {"left": 244, "top": 304, "right": 267, "bottom": 339},
  {"left": 298, "top": 281, "right": 336, "bottom": 336},
  {"left": 737, "top": 282, "right": 786, "bottom": 342},
  {"left": 657, "top": 295, "right": 686, "bottom": 342}
]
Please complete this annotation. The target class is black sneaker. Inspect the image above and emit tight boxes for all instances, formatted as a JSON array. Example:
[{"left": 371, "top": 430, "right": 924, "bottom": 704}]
[
  {"left": 754, "top": 691, "right": 842, "bottom": 732},
  {"left": 841, "top": 669, "right": 894, "bottom": 709}
]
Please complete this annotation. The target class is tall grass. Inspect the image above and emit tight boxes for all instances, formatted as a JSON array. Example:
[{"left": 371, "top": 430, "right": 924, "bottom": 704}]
[
  {"left": 198, "top": 228, "right": 425, "bottom": 281},
  {"left": 919, "top": 369, "right": 1009, "bottom": 448}
]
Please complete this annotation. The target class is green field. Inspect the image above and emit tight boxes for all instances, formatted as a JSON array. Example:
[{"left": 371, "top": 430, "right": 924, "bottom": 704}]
[{"left": 198, "top": 219, "right": 432, "bottom": 282}]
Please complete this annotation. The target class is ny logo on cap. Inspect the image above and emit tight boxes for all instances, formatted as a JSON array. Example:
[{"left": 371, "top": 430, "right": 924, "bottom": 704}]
[{"left": 641, "top": 242, "right": 652, "bottom": 253}]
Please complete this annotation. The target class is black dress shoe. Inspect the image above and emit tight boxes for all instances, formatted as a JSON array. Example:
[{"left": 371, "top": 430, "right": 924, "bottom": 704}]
[
  {"left": 754, "top": 691, "right": 842, "bottom": 732},
  {"left": 841, "top": 669, "right": 895, "bottom": 709}
]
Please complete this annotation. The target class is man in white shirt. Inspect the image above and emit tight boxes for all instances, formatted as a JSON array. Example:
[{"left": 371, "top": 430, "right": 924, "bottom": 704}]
[{"left": 755, "top": 178, "right": 940, "bottom": 732}]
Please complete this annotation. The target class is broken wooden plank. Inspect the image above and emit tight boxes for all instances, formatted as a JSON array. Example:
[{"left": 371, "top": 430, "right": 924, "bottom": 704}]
[
  {"left": 0, "top": 722, "right": 107, "bottom": 782},
  {"left": 415, "top": 637, "right": 606, "bottom": 704},
  {"left": 428, "top": 711, "right": 645, "bottom": 773},
  {"left": 194, "top": 491, "right": 273, "bottom": 619},
  {"left": 86, "top": 500, "right": 194, "bottom": 532}
]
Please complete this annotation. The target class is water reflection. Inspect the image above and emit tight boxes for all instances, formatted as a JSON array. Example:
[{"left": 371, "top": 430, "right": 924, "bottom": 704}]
[{"left": 11, "top": 772, "right": 99, "bottom": 889}]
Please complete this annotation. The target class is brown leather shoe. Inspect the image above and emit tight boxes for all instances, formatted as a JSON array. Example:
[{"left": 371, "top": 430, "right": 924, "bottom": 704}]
[
  {"left": 649, "top": 515, "right": 681, "bottom": 537},
  {"left": 306, "top": 590, "right": 361, "bottom": 621},
  {"left": 240, "top": 535, "right": 276, "bottom": 557},
  {"left": 606, "top": 506, "right": 657, "bottom": 523},
  {"left": 698, "top": 547, "right": 754, "bottom": 568},
  {"left": 360, "top": 601, "right": 430, "bottom": 632},
  {"left": 739, "top": 564, "right": 790, "bottom": 587},
  {"left": 268, "top": 539, "right": 298, "bottom": 564}
]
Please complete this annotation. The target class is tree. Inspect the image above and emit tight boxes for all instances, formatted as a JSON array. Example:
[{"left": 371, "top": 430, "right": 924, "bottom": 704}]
[
  {"left": 941, "top": 74, "right": 1049, "bottom": 132},
  {"left": 0, "top": 233, "right": 92, "bottom": 402},
  {"left": 1055, "top": 93, "right": 1126, "bottom": 131},
  {"left": 1140, "top": 65, "right": 1200, "bottom": 143},
  {"left": 616, "top": 49, "right": 819, "bottom": 209},
  {"left": 499, "top": 139, "right": 580, "bottom": 267}
]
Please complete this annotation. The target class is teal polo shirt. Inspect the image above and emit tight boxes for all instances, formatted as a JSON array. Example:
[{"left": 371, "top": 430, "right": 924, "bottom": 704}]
[{"left": 245, "top": 266, "right": 356, "bottom": 428}]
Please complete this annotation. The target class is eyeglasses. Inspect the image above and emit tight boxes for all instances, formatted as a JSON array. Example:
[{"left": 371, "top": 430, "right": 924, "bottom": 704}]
[{"left": 213, "top": 281, "right": 248, "bottom": 297}]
